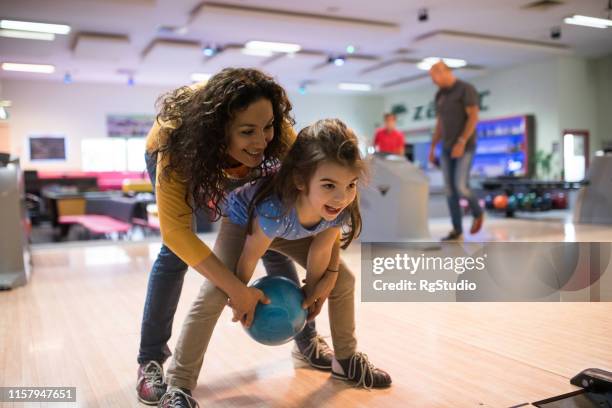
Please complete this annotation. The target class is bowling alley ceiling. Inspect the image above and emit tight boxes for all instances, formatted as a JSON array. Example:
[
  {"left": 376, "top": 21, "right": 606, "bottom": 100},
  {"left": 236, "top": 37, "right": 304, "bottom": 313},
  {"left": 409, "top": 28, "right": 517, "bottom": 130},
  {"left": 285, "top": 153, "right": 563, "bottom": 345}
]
[{"left": 0, "top": 0, "right": 611, "bottom": 92}]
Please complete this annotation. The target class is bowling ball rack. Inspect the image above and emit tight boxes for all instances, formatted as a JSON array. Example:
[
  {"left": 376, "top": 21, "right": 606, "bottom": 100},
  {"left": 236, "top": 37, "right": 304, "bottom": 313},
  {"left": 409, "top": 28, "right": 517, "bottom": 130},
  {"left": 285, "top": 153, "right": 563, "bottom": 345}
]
[{"left": 481, "top": 178, "right": 587, "bottom": 217}]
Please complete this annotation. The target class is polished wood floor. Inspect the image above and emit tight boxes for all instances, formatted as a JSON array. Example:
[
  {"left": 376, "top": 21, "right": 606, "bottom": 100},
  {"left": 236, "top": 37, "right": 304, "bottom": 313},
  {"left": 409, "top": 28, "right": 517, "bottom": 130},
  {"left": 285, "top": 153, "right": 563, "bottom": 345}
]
[{"left": 2, "top": 215, "right": 612, "bottom": 407}]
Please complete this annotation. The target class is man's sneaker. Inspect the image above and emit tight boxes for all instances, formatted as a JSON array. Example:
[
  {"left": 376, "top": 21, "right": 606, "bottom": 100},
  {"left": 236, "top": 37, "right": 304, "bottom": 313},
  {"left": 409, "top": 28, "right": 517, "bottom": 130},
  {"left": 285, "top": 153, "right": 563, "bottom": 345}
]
[
  {"left": 331, "top": 352, "right": 392, "bottom": 389},
  {"left": 136, "top": 361, "right": 167, "bottom": 405},
  {"left": 470, "top": 214, "right": 484, "bottom": 234},
  {"left": 441, "top": 230, "right": 463, "bottom": 242},
  {"left": 158, "top": 387, "right": 199, "bottom": 408},
  {"left": 292, "top": 335, "right": 334, "bottom": 371}
]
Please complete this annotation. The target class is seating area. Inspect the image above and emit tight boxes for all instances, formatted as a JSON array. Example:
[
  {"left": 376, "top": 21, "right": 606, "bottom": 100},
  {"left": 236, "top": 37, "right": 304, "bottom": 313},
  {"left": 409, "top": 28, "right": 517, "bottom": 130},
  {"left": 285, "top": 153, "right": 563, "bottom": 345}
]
[{"left": 24, "top": 170, "right": 159, "bottom": 242}]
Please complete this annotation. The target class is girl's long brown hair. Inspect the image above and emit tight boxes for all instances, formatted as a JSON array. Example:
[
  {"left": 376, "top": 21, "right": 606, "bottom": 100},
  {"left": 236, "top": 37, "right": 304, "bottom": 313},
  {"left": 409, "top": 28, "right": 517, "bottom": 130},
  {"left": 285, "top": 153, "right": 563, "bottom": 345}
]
[
  {"left": 154, "top": 68, "right": 294, "bottom": 220},
  {"left": 247, "top": 118, "right": 366, "bottom": 249}
]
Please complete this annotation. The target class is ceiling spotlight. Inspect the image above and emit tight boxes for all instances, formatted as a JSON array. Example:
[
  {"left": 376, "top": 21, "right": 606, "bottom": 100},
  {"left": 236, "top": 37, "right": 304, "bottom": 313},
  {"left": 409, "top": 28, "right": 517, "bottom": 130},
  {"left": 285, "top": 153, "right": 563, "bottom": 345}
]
[
  {"left": 202, "top": 45, "right": 217, "bottom": 57},
  {"left": 346, "top": 45, "right": 356, "bottom": 54},
  {"left": 332, "top": 56, "right": 345, "bottom": 66},
  {"left": 550, "top": 26, "right": 562, "bottom": 40},
  {"left": 127, "top": 76, "right": 135, "bottom": 86},
  {"left": 418, "top": 8, "right": 428, "bottom": 22},
  {"left": 298, "top": 80, "right": 313, "bottom": 95},
  {"left": 63, "top": 72, "right": 72, "bottom": 84}
]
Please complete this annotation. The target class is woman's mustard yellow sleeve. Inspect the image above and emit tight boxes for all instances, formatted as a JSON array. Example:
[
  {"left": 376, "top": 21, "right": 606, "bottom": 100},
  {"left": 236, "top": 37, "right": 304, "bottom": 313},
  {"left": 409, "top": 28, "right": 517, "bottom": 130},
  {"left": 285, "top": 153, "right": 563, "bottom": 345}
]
[{"left": 148, "top": 123, "right": 212, "bottom": 266}]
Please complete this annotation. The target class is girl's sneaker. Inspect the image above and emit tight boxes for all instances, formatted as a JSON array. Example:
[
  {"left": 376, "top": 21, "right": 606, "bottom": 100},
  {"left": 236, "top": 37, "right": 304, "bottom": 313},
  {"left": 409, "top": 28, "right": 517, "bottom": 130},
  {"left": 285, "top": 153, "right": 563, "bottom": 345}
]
[
  {"left": 331, "top": 352, "right": 392, "bottom": 389},
  {"left": 292, "top": 334, "right": 334, "bottom": 370},
  {"left": 158, "top": 387, "right": 199, "bottom": 408}
]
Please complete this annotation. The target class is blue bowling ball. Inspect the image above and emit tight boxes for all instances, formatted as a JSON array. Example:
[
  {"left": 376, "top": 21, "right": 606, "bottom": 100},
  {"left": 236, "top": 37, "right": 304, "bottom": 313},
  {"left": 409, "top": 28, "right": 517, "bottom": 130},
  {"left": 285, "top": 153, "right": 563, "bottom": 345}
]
[
  {"left": 245, "top": 276, "right": 307, "bottom": 346},
  {"left": 507, "top": 195, "right": 518, "bottom": 211}
]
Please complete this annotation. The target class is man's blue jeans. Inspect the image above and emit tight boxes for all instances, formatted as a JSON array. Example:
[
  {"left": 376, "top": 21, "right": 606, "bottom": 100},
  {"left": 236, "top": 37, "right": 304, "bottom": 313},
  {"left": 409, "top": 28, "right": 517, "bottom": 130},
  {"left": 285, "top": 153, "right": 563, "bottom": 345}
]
[
  {"left": 137, "top": 152, "right": 315, "bottom": 364},
  {"left": 439, "top": 148, "right": 483, "bottom": 234}
]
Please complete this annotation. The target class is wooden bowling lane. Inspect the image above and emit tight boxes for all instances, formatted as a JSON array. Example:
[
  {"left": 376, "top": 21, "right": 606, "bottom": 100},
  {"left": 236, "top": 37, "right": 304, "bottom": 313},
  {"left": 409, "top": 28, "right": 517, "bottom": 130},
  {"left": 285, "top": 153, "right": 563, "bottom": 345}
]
[
  {"left": 1, "top": 217, "right": 612, "bottom": 407},
  {"left": 429, "top": 215, "right": 612, "bottom": 242}
]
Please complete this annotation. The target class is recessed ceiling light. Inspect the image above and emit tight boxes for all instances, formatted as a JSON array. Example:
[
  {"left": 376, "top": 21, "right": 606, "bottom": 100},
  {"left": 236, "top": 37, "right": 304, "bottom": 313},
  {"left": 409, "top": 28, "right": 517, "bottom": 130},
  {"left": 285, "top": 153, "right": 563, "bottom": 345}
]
[
  {"left": 564, "top": 15, "right": 612, "bottom": 29},
  {"left": 417, "top": 57, "right": 467, "bottom": 70},
  {"left": 245, "top": 41, "right": 301, "bottom": 53},
  {"left": 191, "top": 73, "right": 212, "bottom": 82},
  {"left": 241, "top": 48, "right": 274, "bottom": 57},
  {"left": 0, "top": 19, "right": 71, "bottom": 35},
  {"left": 338, "top": 82, "right": 372, "bottom": 91},
  {"left": 1, "top": 62, "right": 55, "bottom": 73},
  {"left": 0, "top": 29, "right": 55, "bottom": 41}
]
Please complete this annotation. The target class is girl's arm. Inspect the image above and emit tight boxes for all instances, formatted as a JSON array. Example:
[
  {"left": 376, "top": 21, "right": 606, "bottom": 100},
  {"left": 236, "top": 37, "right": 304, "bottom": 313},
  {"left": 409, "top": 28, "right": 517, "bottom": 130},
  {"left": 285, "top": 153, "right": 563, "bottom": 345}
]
[
  {"left": 305, "top": 227, "right": 340, "bottom": 288},
  {"left": 303, "top": 227, "right": 341, "bottom": 320},
  {"left": 237, "top": 217, "right": 273, "bottom": 284}
]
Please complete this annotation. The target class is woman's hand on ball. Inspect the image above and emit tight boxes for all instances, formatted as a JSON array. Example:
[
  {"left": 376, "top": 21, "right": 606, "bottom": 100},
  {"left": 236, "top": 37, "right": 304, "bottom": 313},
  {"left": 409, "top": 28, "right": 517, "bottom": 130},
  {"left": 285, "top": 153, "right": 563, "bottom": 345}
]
[{"left": 230, "top": 286, "right": 270, "bottom": 328}]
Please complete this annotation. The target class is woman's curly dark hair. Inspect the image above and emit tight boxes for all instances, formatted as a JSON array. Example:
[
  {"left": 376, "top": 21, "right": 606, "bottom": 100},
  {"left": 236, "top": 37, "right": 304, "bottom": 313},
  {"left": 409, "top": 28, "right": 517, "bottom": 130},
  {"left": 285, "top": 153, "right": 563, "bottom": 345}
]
[{"left": 154, "top": 68, "right": 294, "bottom": 220}]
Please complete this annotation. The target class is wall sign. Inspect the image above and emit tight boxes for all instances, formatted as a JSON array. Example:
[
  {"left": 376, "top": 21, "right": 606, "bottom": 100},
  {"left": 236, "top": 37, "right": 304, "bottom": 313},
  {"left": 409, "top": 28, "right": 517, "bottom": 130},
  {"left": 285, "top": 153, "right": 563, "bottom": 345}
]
[
  {"left": 106, "top": 114, "right": 155, "bottom": 138},
  {"left": 392, "top": 90, "right": 491, "bottom": 123}
]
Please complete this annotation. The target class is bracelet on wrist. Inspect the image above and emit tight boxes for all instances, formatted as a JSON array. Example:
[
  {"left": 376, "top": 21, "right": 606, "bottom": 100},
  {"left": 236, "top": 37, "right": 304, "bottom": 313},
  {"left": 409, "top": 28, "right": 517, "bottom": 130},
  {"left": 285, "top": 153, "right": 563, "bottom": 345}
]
[{"left": 326, "top": 268, "right": 339, "bottom": 273}]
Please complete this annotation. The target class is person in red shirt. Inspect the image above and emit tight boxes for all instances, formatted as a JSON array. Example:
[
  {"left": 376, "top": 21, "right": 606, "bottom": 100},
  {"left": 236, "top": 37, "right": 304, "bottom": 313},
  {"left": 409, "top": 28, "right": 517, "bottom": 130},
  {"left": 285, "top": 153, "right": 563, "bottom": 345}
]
[{"left": 373, "top": 113, "right": 405, "bottom": 155}]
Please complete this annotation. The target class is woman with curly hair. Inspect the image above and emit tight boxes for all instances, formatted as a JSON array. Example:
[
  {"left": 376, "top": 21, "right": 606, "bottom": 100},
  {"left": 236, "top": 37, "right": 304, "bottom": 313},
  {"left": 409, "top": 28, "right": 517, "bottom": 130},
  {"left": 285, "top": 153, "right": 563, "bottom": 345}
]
[{"left": 136, "top": 68, "right": 333, "bottom": 405}]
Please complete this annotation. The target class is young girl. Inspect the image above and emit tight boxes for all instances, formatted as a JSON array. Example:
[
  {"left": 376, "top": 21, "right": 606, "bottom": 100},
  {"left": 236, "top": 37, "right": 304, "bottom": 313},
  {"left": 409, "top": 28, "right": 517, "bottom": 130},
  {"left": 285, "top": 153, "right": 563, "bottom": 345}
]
[
  {"left": 137, "top": 68, "right": 332, "bottom": 405},
  {"left": 160, "top": 119, "right": 391, "bottom": 408}
]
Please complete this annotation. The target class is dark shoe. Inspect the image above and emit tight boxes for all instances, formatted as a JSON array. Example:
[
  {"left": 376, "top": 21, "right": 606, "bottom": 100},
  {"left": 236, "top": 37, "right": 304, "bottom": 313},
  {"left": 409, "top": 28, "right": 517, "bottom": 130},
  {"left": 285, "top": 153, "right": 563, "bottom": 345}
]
[
  {"left": 470, "top": 214, "right": 484, "bottom": 234},
  {"left": 136, "top": 361, "right": 167, "bottom": 405},
  {"left": 292, "top": 334, "right": 334, "bottom": 371},
  {"left": 441, "top": 230, "right": 463, "bottom": 242},
  {"left": 331, "top": 352, "right": 392, "bottom": 389},
  {"left": 158, "top": 387, "right": 199, "bottom": 408}
]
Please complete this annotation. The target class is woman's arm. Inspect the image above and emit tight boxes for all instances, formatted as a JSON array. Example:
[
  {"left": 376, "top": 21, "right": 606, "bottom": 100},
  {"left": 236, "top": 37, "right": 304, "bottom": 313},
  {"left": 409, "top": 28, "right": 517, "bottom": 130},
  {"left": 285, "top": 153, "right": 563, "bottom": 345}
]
[
  {"left": 193, "top": 253, "right": 269, "bottom": 328},
  {"left": 151, "top": 127, "right": 269, "bottom": 323}
]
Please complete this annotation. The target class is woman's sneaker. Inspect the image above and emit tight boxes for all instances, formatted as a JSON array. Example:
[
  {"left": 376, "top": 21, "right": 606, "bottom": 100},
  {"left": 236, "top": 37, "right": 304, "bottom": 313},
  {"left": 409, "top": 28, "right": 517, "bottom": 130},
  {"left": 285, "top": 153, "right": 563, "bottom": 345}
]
[
  {"left": 292, "top": 335, "right": 334, "bottom": 371},
  {"left": 331, "top": 352, "right": 392, "bottom": 389},
  {"left": 136, "top": 361, "right": 166, "bottom": 405},
  {"left": 159, "top": 387, "right": 200, "bottom": 408}
]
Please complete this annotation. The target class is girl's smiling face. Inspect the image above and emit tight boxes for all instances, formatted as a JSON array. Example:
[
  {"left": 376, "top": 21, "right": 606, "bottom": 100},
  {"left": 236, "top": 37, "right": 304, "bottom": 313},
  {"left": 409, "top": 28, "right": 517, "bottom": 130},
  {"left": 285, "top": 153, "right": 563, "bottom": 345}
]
[{"left": 296, "top": 160, "right": 359, "bottom": 225}]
